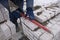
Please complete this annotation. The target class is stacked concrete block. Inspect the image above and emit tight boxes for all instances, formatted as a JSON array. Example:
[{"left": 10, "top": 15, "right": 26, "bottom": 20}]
[
  {"left": 46, "top": 14, "right": 60, "bottom": 40},
  {"left": 34, "top": 6, "right": 60, "bottom": 23},
  {"left": 0, "top": 11, "right": 5, "bottom": 23},
  {"left": 22, "top": 23, "right": 34, "bottom": 40},
  {"left": 48, "top": 14, "right": 60, "bottom": 25},
  {"left": 5, "top": 20, "right": 16, "bottom": 35},
  {"left": 49, "top": 20, "right": 57, "bottom": 24},
  {"left": 0, "top": 21, "right": 16, "bottom": 40},
  {"left": 21, "top": 17, "right": 47, "bottom": 40},
  {"left": 34, "top": 10, "right": 54, "bottom": 23},
  {"left": 47, "top": 7, "right": 60, "bottom": 15},
  {"left": 0, "top": 23, "right": 11, "bottom": 38},
  {"left": 40, "top": 32, "right": 53, "bottom": 40},
  {"left": 21, "top": 17, "right": 39, "bottom": 40},
  {"left": 0, "top": 4, "right": 9, "bottom": 23},
  {"left": 48, "top": 25, "right": 60, "bottom": 35},
  {"left": 33, "top": 29, "right": 45, "bottom": 39},
  {"left": 22, "top": 0, "right": 60, "bottom": 40},
  {"left": 33, "top": 0, "right": 60, "bottom": 23},
  {"left": 21, "top": 17, "right": 38, "bottom": 31},
  {"left": 0, "top": 4, "right": 17, "bottom": 40},
  {"left": 0, "top": 27, "right": 6, "bottom": 40},
  {"left": 54, "top": 32, "right": 60, "bottom": 40},
  {"left": 46, "top": 24, "right": 60, "bottom": 40},
  {"left": 21, "top": 17, "right": 60, "bottom": 40},
  {"left": 22, "top": 23, "right": 44, "bottom": 40}
]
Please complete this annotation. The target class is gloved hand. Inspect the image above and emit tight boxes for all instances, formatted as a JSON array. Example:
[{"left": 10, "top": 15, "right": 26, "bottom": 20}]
[
  {"left": 26, "top": 7, "right": 35, "bottom": 20},
  {"left": 10, "top": 8, "right": 23, "bottom": 26}
]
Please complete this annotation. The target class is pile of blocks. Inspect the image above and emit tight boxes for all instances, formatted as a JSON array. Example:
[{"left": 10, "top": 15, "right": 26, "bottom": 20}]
[
  {"left": 34, "top": 6, "right": 60, "bottom": 23},
  {"left": 0, "top": 4, "right": 16, "bottom": 40},
  {"left": 22, "top": 0, "right": 60, "bottom": 40},
  {"left": 33, "top": 0, "right": 60, "bottom": 23},
  {"left": 0, "top": 20, "right": 16, "bottom": 40},
  {"left": 21, "top": 17, "right": 60, "bottom": 40},
  {"left": 0, "top": 4, "right": 9, "bottom": 23}
]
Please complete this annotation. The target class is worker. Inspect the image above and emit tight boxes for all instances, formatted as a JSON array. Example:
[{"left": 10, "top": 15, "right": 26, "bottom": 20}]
[
  {"left": 0, "top": 0, "right": 35, "bottom": 32},
  {"left": 11, "top": 0, "right": 35, "bottom": 20}
]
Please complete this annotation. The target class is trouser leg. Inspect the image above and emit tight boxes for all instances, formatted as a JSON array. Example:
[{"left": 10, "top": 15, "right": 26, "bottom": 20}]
[{"left": 26, "top": 0, "right": 35, "bottom": 20}]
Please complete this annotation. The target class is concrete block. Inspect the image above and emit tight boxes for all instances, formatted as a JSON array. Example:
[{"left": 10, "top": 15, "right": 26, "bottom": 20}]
[
  {"left": 0, "top": 26, "right": 7, "bottom": 40},
  {"left": 53, "top": 18, "right": 60, "bottom": 22},
  {"left": 22, "top": 21, "right": 45, "bottom": 40},
  {"left": 22, "top": 23, "right": 33, "bottom": 36},
  {"left": 48, "top": 11, "right": 55, "bottom": 17},
  {"left": 41, "top": 11, "right": 51, "bottom": 19},
  {"left": 0, "top": 10, "right": 5, "bottom": 23},
  {"left": 49, "top": 20, "right": 57, "bottom": 24},
  {"left": 34, "top": 10, "right": 55, "bottom": 23},
  {"left": 0, "top": 4, "right": 9, "bottom": 23},
  {"left": 22, "top": 23, "right": 39, "bottom": 40},
  {"left": 47, "top": 24, "right": 60, "bottom": 36},
  {"left": 5, "top": 20, "right": 16, "bottom": 35},
  {"left": 53, "top": 32, "right": 60, "bottom": 40},
  {"left": 37, "top": 15, "right": 47, "bottom": 22},
  {"left": 40, "top": 32, "right": 53, "bottom": 40},
  {"left": 0, "top": 23, "right": 11, "bottom": 38},
  {"left": 2, "top": 8, "right": 9, "bottom": 20},
  {"left": 21, "top": 17, "right": 38, "bottom": 30},
  {"left": 0, "top": 30, "right": 4, "bottom": 38},
  {"left": 21, "top": 16, "right": 60, "bottom": 40},
  {"left": 47, "top": 7, "right": 60, "bottom": 15},
  {"left": 47, "top": 23, "right": 53, "bottom": 27},
  {"left": 33, "top": 29, "right": 44, "bottom": 39}
]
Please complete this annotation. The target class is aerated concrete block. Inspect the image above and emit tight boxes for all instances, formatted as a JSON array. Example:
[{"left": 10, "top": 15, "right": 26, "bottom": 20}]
[
  {"left": 22, "top": 23, "right": 37, "bottom": 40},
  {"left": 22, "top": 18, "right": 45, "bottom": 40},
  {"left": 5, "top": 20, "right": 16, "bottom": 35},
  {"left": 0, "top": 23, "right": 11, "bottom": 38},
  {"left": 40, "top": 32, "right": 53, "bottom": 40},
  {"left": 0, "top": 11, "right": 5, "bottom": 23},
  {"left": 21, "top": 17, "right": 38, "bottom": 31},
  {"left": 49, "top": 24, "right": 60, "bottom": 36},
  {"left": 0, "top": 4, "right": 9, "bottom": 23}
]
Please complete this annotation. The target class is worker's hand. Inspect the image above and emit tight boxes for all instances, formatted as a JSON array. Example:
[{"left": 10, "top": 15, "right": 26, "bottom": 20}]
[{"left": 26, "top": 7, "right": 35, "bottom": 20}]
